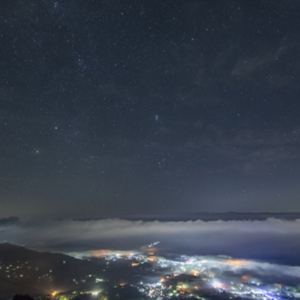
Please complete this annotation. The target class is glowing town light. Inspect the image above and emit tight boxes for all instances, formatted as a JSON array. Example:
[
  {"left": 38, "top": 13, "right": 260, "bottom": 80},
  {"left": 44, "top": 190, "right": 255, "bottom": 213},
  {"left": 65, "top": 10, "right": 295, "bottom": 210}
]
[
  {"left": 92, "top": 292, "right": 99, "bottom": 296},
  {"left": 212, "top": 281, "right": 223, "bottom": 289}
]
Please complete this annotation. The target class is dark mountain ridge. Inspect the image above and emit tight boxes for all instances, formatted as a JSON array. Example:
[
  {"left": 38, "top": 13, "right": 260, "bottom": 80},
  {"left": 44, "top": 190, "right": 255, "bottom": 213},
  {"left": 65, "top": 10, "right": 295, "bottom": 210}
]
[{"left": 0, "top": 243, "right": 106, "bottom": 300}]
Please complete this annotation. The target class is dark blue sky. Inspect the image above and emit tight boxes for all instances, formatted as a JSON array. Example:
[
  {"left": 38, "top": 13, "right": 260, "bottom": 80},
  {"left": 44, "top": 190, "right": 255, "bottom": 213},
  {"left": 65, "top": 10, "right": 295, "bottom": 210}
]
[{"left": 1, "top": 0, "right": 300, "bottom": 219}]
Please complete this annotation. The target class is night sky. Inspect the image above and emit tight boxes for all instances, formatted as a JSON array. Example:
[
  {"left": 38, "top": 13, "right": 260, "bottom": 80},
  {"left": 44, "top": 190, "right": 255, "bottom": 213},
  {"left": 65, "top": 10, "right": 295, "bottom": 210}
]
[{"left": 1, "top": 0, "right": 300, "bottom": 220}]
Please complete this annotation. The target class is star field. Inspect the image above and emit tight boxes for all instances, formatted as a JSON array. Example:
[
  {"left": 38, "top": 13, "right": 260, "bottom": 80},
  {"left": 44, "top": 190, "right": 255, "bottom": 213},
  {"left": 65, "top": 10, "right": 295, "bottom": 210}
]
[{"left": 1, "top": 0, "right": 300, "bottom": 219}]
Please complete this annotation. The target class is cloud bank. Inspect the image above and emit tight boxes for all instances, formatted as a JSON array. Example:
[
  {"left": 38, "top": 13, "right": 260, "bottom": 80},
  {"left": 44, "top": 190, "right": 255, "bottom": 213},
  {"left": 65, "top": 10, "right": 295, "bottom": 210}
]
[{"left": 1, "top": 217, "right": 300, "bottom": 265}]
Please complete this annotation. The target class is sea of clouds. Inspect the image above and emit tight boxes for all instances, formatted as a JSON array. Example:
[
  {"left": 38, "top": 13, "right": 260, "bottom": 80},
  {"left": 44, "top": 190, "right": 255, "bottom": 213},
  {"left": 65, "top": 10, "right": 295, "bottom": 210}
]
[{"left": 1, "top": 217, "right": 300, "bottom": 264}]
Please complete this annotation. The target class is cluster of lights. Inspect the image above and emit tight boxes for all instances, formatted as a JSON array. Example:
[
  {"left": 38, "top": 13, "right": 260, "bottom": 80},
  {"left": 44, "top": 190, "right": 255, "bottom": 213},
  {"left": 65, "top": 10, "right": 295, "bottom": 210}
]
[
  {"left": 50, "top": 250, "right": 300, "bottom": 300},
  {"left": 105, "top": 252, "right": 300, "bottom": 300}
]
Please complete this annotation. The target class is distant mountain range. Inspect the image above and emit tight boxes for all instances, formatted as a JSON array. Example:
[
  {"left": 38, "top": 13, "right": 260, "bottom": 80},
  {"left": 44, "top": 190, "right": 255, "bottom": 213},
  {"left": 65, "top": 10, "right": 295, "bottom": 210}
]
[{"left": 118, "top": 211, "right": 300, "bottom": 221}]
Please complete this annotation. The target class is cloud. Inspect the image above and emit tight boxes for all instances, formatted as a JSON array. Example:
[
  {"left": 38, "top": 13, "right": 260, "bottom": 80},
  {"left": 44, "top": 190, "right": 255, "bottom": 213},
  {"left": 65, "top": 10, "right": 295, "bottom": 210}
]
[
  {"left": 0, "top": 217, "right": 20, "bottom": 236},
  {"left": 0, "top": 217, "right": 20, "bottom": 229},
  {"left": 1, "top": 218, "right": 300, "bottom": 265},
  {"left": 0, "top": 217, "right": 20, "bottom": 225}
]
